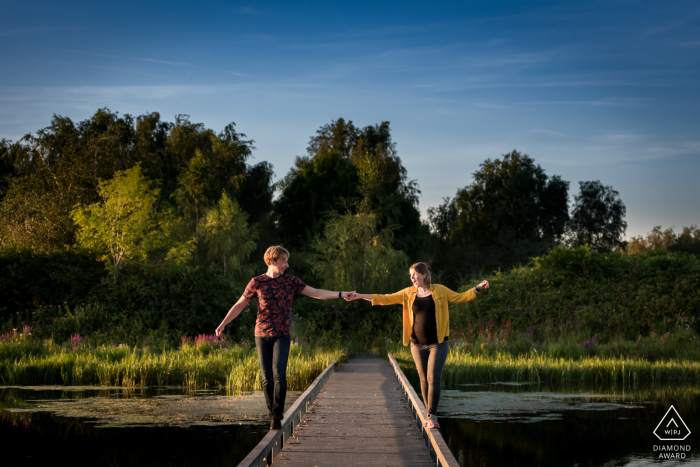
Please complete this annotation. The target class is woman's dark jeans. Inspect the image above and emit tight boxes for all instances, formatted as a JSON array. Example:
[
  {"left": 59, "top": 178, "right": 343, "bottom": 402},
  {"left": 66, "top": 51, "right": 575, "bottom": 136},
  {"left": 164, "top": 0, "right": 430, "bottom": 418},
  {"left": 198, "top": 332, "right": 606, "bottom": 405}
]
[
  {"left": 410, "top": 340, "right": 449, "bottom": 415},
  {"left": 255, "top": 335, "right": 291, "bottom": 419}
]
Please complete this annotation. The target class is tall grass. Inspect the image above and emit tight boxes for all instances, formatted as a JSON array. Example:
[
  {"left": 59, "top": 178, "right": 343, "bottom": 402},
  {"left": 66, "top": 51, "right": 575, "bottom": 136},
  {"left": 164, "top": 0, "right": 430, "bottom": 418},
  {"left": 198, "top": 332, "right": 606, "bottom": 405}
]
[
  {"left": 0, "top": 336, "right": 345, "bottom": 390},
  {"left": 388, "top": 342, "right": 700, "bottom": 389}
]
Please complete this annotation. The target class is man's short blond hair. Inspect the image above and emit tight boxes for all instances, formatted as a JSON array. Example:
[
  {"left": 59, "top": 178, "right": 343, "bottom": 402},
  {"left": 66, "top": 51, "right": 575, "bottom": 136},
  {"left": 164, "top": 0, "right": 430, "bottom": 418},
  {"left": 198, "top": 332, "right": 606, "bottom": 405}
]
[{"left": 264, "top": 245, "right": 290, "bottom": 265}]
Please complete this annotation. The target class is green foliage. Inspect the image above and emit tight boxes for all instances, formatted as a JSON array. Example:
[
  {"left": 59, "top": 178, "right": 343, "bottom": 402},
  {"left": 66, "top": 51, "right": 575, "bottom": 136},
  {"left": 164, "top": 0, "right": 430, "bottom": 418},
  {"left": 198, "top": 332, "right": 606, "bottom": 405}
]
[
  {"left": 450, "top": 247, "right": 700, "bottom": 342},
  {"left": 0, "top": 266, "right": 258, "bottom": 342},
  {"left": 199, "top": 192, "right": 258, "bottom": 280},
  {"left": 275, "top": 152, "right": 359, "bottom": 249},
  {"left": 0, "top": 247, "right": 106, "bottom": 320},
  {"left": 389, "top": 342, "right": 700, "bottom": 388},
  {"left": 174, "top": 149, "right": 214, "bottom": 230},
  {"left": 628, "top": 225, "right": 700, "bottom": 255},
  {"left": 71, "top": 165, "right": 195, "bottom": 280},
  {"left": 0, "top": 336, "right": 345, "bottom": 390},
  {"left": 311, "top": 153, "right": 411, "bottom": 294},
  {"left": 431, "top": 150, "right": 569, "bottom": 286},
  {"left": 569, "top": 180, "right": 627, "bottom": 251},
  {"left": 0, "top": 110, "right": 269, "bottom": 251},
  {"left": 278, "top": 118, "right": 425, "bottom": 259},
  {"left": 312, "top": 211, "right": 409, "bottom": 293},
  {"left": 453, "top": 150, "right": 569, "bottom": 245}
]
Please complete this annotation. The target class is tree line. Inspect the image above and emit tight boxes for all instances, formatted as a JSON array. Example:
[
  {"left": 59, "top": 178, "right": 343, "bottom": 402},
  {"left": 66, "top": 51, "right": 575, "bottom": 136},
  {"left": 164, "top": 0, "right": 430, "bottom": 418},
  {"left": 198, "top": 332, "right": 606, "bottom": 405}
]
[
  {"left": 1, "top": 110, "right": 630, "bottom": 282},
  {"left": 2, "top": 109, "right": 696, "bottom": 341}
]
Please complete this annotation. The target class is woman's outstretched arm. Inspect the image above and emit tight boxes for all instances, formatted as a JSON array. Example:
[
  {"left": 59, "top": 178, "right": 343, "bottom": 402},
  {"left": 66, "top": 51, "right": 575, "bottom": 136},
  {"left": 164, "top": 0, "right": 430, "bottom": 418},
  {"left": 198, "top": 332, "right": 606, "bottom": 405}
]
[
  {"left": 350, "top": 290, "right": 406, "bottom": 305},
  {"left": 443, "top": 280, "right": 490, "bottom": 303}
]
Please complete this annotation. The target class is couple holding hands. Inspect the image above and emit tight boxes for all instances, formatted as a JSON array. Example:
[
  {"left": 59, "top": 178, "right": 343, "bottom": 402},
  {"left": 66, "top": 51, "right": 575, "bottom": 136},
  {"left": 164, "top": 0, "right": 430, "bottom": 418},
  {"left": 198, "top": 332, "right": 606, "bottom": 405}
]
[{"left": 215, "top": 245, "right": 488, "bottom": 430}]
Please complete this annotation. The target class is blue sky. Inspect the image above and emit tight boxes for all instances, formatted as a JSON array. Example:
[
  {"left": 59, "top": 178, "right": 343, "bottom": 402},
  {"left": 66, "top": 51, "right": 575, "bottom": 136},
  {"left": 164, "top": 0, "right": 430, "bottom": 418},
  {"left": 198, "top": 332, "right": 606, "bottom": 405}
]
[{"left": 1, "top": 0, "right": 699, "bottom": 238}]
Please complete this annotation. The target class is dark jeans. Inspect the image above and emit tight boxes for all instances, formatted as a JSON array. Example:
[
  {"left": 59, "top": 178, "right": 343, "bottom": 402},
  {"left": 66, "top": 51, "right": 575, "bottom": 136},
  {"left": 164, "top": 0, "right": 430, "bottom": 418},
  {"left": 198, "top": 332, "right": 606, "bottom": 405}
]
[
  {"left": 410, "top": 340, "right": 449, "bottom": 415},
  {"left": 255, "top": 335, "right": 291, "bottom": 419}
]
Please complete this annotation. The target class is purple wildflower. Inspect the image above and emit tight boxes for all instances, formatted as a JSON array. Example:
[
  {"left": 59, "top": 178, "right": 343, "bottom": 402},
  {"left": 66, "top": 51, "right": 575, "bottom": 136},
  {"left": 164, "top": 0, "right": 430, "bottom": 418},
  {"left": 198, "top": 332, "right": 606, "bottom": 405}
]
[{"left": 71, "top": 334, "right": 84, "bottom": 350}]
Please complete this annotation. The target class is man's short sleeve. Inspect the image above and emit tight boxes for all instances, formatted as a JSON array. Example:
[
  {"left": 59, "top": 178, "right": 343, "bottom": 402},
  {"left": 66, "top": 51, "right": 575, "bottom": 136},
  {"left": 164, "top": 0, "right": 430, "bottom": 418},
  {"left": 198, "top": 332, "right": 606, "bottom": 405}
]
[
  {"left": 243, "top": 278, "right": 258, "bottom": 300},
  {"left": 292, "top": 276, "right": 306, "bottom": 293}
]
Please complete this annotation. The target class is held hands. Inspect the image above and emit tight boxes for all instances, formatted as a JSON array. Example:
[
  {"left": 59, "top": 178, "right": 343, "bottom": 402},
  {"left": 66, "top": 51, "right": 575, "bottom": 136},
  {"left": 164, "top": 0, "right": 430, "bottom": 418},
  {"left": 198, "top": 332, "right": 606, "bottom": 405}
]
[
  {"left": 476, "top": 280, "right": 489, "bottom": 291},
  {"left": 342, "top": 291, "right": 357, "bottom": 301}
]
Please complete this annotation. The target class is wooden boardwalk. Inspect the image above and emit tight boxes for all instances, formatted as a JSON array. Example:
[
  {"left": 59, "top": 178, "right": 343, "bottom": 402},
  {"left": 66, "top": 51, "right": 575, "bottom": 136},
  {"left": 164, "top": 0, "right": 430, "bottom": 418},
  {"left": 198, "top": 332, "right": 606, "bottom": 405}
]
[{"left": 276, "top": 357, "right": 436, "bottom": 467}]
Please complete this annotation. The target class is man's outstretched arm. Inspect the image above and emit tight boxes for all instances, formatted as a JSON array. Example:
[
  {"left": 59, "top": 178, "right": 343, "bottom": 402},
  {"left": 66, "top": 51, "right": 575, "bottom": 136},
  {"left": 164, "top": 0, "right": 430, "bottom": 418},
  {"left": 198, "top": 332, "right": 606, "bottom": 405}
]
[
  {"left": 300, "top": 286, "right": 355, "bottom": 300},
  {"left": 215, "top": 295, "right": 252, "bottom": 337}
]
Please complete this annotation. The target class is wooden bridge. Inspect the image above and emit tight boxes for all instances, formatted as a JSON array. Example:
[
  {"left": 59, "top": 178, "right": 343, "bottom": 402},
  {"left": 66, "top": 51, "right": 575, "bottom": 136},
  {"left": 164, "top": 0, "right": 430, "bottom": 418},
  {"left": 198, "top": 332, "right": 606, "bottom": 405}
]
[{"left": 238, "top": 354, "right": 459, "bottom": 467}]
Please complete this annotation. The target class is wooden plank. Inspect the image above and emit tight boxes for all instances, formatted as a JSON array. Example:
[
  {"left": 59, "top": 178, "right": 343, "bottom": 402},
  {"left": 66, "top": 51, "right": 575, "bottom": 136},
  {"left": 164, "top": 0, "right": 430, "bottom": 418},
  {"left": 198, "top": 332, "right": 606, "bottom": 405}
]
[
  {"left": 237, "top": 359, "right": 336, "bottom": 467},
  {"left": 387, "top": 353, "right": 460, "bottom": 467},
  {"left": 276, "top": 357, "right": 436, "bottom": 467}
]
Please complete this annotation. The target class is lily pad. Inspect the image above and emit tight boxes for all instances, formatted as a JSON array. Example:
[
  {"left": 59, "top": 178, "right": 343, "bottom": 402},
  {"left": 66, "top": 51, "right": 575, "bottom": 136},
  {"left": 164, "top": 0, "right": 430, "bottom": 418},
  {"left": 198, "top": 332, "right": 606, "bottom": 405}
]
[
  {"left": 437, "top": 390, "right": 640, "bottom": 422},
  {"left": 3, "top": 390, "right": 301, "bottom": 428}
]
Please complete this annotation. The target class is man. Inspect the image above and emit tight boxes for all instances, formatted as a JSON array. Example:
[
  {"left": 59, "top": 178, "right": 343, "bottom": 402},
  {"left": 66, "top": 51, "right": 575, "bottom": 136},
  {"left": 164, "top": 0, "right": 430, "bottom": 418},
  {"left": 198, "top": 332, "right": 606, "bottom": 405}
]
[{"left": 215, "top": 245, "right": 354, "bottom": 430}]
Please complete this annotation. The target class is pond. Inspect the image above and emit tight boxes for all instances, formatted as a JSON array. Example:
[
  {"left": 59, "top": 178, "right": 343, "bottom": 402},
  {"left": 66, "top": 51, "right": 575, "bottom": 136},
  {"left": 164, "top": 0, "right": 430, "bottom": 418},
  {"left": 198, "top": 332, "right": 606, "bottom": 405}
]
[
  {"left": 2, "top": 382, "right": 698, "bottom": 466},
  {"left": 0, "top": 386, "right": 300, "bottom": 467},
  {"left": 434, "top": 382, "right": 699, "bottom": 466}
]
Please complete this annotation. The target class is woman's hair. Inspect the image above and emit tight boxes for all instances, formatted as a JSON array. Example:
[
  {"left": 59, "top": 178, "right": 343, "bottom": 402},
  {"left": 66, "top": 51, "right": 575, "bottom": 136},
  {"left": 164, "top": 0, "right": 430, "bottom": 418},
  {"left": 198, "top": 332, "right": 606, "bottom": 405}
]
[
  {"left": 264, "top": 245, "right": 290, "bottom": 265},
  {"left": 409, "top": 262, "right": 431, "bottom": 289}
]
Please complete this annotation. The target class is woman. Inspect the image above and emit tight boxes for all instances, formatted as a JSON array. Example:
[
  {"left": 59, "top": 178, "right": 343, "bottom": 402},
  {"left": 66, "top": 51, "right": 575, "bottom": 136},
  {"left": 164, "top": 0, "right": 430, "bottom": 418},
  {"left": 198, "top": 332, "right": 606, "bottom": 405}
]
[{"left": 351, "top": 262, "right": 488, "bottom": 429}]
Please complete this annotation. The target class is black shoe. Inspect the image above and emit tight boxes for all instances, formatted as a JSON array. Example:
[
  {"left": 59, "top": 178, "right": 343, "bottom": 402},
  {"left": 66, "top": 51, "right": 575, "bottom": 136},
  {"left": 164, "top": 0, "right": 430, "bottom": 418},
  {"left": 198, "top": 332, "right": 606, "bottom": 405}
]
[{"left": 270, "top": 417, "right": 281, "bottom": 430}]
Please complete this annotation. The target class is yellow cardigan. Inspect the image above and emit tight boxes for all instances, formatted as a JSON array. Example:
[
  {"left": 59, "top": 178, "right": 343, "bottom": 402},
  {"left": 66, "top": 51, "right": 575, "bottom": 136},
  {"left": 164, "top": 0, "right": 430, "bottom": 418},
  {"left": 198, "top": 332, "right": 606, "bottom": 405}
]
[{"left": 371, "top": 284, "right": 477, "bottom": 346}]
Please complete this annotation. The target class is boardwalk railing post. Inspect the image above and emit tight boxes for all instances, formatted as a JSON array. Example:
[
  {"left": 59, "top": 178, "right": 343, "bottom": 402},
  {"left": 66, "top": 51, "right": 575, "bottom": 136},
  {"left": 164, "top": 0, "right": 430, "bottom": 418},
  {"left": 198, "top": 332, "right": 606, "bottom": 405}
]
[
  {"left": 237, "top": 360, "right": 336, "bottom": 467},
  {"left": 387, "top": 353, "right": 461, "bottom": 467}
]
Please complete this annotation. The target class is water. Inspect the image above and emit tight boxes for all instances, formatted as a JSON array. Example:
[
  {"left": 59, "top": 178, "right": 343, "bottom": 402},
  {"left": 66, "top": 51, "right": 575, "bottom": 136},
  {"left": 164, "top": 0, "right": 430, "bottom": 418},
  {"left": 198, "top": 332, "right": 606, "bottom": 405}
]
[
  {"left": 0, "top": 386, "right": 300, "bottom": 467},
  {"left": 434, "top": 383, "right": 700, "bottom": 466},
  {"left": 2, "top": 383, "right": 698, "bottom": 466}
]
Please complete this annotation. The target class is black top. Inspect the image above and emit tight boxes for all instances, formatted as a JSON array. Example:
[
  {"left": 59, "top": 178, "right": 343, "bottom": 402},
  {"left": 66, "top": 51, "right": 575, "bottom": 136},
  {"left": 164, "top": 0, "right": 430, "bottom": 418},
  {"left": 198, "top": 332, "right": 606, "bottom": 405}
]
[{"left": 411, "top": 295, "right": 442, "bottom": 345}]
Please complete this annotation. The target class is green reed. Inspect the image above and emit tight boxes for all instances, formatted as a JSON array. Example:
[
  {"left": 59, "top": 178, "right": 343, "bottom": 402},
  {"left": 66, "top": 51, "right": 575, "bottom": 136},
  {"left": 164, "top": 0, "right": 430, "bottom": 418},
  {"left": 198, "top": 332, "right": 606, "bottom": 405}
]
[
  {"left": 0, "top": 339, "right": 345, "bottom": 390},
  {"left": 388, "top": 342, "right": 700, "bottom": 389}
]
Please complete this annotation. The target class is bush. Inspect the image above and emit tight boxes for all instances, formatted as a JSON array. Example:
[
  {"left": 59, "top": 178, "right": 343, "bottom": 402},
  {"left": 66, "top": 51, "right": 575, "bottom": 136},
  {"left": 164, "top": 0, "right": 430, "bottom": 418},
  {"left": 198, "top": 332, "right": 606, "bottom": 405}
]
[
  {"left": 450, "top": 246, "right": 700, "bottom": 342},
  {"left": 0, "top": 246, "right": 257, "bottom": 342}
]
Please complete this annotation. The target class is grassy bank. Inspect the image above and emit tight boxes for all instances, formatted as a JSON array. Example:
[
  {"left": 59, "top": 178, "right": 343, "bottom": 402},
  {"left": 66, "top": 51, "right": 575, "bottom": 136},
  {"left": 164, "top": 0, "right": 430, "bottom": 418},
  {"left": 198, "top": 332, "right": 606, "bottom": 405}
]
[
  {"left": 450, "top": 247, "right": 700, "bottom": 342},
  {"left": 0, "top": 334, "right": 345, "bottom": 390},
  {"left": 388, "top": 342, "right": 700, "bottom": 389}
]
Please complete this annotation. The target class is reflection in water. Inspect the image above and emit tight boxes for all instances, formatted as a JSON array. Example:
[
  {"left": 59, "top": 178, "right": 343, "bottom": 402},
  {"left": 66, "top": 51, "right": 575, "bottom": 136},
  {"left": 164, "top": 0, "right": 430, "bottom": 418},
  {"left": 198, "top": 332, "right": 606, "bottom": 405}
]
[
  {"left": 436, "top": 383, "right": 700, "bottom": 467},
  {"left": 0, "top": 386, "right": 299, "bottom": 467},
  {"left": 2, "top": 383, "right": 699, "bottom": 466}
]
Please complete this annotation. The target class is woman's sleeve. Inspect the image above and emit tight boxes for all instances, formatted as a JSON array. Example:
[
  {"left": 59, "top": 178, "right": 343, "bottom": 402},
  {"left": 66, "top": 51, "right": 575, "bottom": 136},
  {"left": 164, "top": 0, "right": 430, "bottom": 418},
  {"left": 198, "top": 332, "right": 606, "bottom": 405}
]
[
  {"left": 371, "top": 289, "right": 406, "bottom": 306},
  {"left": 443, "top": 285, "right": 477, "bottom": 304}
]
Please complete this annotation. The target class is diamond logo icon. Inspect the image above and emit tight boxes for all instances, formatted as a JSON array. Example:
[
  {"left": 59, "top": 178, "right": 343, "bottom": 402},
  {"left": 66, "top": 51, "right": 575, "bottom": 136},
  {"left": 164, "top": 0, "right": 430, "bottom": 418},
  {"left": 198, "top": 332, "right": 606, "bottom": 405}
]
[{"left": 654, "top": 406, "right": 691, "bottom": 441}]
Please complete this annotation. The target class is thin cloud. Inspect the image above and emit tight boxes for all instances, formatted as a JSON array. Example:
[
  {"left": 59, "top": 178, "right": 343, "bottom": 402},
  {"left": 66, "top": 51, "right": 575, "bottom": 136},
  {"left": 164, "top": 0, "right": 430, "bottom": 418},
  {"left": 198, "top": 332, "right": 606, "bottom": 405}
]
[
  {"left": 139, "top": 58, "right": 200, "bottom": 68},
  {"left": 58, "top": 49, "right": 245, "bottom": 77},
  {"left": 0, "top": 27, "right": 56, "bottom": 37},
  {"left": 516, "top": 98, "right": 646, "bottom": 106}
]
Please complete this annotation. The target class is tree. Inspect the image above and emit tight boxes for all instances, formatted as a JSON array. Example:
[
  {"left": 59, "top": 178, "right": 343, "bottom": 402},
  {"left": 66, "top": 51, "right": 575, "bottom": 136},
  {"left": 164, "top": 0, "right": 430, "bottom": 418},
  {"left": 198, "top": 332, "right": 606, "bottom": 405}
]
[
  {"left": 428, "top": 151, "right": 569, "bottom": 284},
  {"left": 277, "top": 118, "right": 425, "bottom": 258},
  {"left": 311, "top": 211, "right": 409, "bottom": 294},
  {"left": 311, "top": 155, "right": 409, "bottom": 294},
  {"left": 275, "top": 152, "right": 360, "bottom": 249},
  {"left": 569, "top": 180, "right": 627, "bottom": 252},
  {"left": 199, "top": 192, "right": 258, "bottom": 279},
  {"left": 70, "top": 165, "right": 195, "bottom": 281},
  {"left": 452, "top": 151, "right": 569, "bottom": 247},
  {"left": 173, "top": 149, "right": 213, "bottom": 232},
  {"left": 0, "top": 110, "right": 271, "bottom": 250}
]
